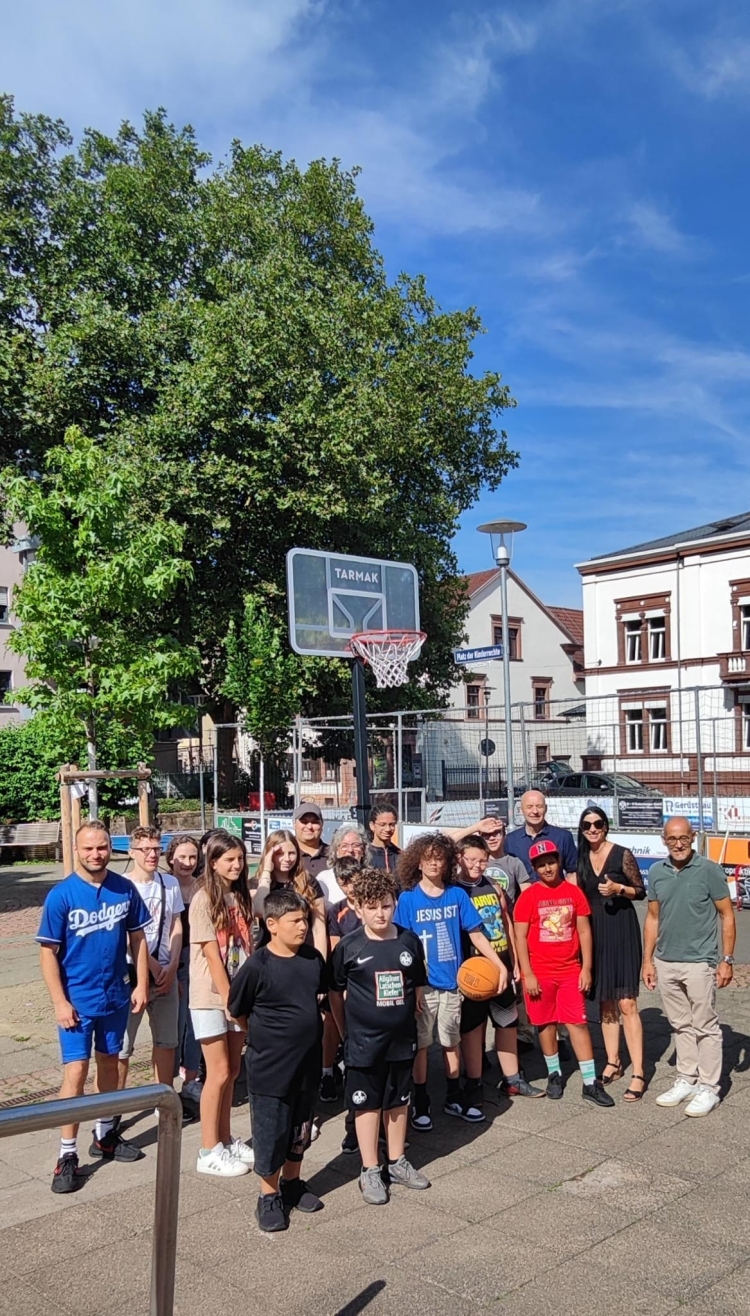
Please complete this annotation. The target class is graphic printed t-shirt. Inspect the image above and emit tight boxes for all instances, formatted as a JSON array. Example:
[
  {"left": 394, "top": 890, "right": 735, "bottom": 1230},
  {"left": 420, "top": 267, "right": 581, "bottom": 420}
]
[
  {"left": 129, "top": 872, "right": 184, "bottom": 966},
  {"left": 189, "top": 887, "right": 253, "bottom": 1012},
  {"left": 394, "top": 883, "right": 483, "bottom": 991},
  {"left": 36, "top": 871, "right": 150, "bottom": 1017},
  {"left": 326, "top": 898, "right": 362, "bottom": 942},
  {"left": 458, "top": 876, "right": 509, "bottom": 961},
  {"left": 485, "top": 856, "right": 526, "bottom": 910},
  {"left": 330, "top": 926, "right": 426, "bottom": 1066},
  {"left": 514, "top": 880, "right": 591, "bottom": 977},
  {"left": 227, "top": 944, "right": 327, "bottom": 1098}
]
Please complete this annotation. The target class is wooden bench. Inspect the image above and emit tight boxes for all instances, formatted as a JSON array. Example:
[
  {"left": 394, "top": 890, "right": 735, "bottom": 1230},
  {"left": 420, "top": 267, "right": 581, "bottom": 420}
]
[{"left": 0, "top": 821, "right": 62, "bottom": 855}]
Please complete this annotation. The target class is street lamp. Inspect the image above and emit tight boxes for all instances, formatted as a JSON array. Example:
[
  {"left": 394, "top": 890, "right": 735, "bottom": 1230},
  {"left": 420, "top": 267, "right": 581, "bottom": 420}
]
[{"left": 477, "top": 519, "right": 527, "bottom": 827}]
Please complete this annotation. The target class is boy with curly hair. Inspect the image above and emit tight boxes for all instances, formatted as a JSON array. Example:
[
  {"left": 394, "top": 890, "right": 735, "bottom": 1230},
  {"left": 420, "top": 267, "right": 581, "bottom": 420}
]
[
  {"left": 330, "top": 867, "right": 430, "bottom": 1205},
  {"left": 394, "top": 833, "right": 508, "bottom": 1131}
]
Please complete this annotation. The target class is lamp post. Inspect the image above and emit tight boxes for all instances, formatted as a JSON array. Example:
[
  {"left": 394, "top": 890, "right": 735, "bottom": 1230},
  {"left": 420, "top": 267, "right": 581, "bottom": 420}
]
[{"left": 477, "top": 520, "right": 527, "bottom": 828}]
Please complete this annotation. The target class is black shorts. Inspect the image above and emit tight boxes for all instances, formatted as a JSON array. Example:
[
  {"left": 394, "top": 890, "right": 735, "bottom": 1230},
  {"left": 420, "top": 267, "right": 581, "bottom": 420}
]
[
  {"left": 249, "top": 1088, "right": 316, "bottom": 1178},
  {"left": 460, "top": 981, "right": 519, "bottom": 1035},
  {"left": 346, "top": 1057, "right": 413, "bottom": 1114}
]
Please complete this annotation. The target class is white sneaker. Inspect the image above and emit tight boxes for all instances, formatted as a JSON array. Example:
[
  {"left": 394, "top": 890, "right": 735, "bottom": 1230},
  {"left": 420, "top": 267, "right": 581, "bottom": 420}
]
[
  {"left": 684, "top": 1086, "right": 721, "bottom": 1118},
  {"left": 309, "top": 1117, "right": 321, "bottom": 1143},
  {"left": 655, "top": 1079, "right": 697, "bottom": 1107},
  {"left": 226, "top": 1137, "right": 254, "bottom": 1166},
  {"left": 196, "top": 1145, "right": 250, "bottom": 1177}
]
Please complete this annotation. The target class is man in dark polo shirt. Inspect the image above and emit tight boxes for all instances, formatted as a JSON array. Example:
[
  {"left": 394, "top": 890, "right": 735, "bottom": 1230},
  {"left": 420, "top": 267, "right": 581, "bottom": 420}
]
[
  {"left": 643, "top": 816, "right": 735, "bottom": 1118},
  {"left": 293, "top": 803, "right": 329, "bottom": 879},
  {"left": 505, "top": 791, "right": 578, "bottom": 884}
]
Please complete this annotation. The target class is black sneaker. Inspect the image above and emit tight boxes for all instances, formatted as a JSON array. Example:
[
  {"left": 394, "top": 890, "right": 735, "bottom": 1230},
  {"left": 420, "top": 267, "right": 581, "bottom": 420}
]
[
  {"left": 546, "top": 1071, "right": 564, "bottom": 1100},
  {"left": 499, "top": 1074, "right": 546, "bottom": 1099},
  {"left": 341, "top": 1127, "right": 359, "bottom": 1154},
  {"left": 319, "top": 1073, "right": 339, "bottom": 1103},
  {"left": 582, "top": 1080, "right": 616, "bottom": 1109},
  {"left": 256, "top": 1191, "right": 288, "bottom": 1233},
  {"left": 281, "top": 1177, "right": 324, "bottom": 1213},
  {"left": 89, "top": 1129, "right": 145, "bottom": 1162},
  {"left": 444, "top": 1099, "right": 486, "bottom": 1124},
  {"left": 51, "top": 1152, "right": 85, "bottom": 1194},
  {"left": 410, "top": 1102, "right": 432, "bottom": 1132}
]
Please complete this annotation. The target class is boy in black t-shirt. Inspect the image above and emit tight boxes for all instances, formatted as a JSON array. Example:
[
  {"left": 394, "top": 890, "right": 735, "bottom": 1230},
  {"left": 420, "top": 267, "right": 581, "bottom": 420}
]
[
  {"left": 330, "top": 868, "right": 431, "bottom": 1205},
  {"left": 227, "top": 889, "right": 327, "bottom": 1233}
]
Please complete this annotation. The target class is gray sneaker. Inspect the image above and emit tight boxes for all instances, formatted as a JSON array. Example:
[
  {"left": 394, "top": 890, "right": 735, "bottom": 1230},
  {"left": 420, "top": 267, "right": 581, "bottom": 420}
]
[
  {"left": 359, "top": 1165, "right": 389, "bottom": 1205},
  {"left": 387, "top": 1155, "right": 431, "bottom": 1190}
]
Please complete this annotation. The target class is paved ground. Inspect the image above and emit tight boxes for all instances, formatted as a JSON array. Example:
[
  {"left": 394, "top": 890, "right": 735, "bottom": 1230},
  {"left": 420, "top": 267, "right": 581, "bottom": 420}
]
[{"left": 3, "top": 862, "right": 750, "bottom": 1315}]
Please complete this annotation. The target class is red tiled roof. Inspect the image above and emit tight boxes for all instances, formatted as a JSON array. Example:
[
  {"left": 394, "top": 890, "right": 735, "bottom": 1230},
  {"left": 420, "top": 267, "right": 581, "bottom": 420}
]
[
  {"left": 464, "top": 569, "right": 500, "bottom": 596},
  {"left": 548, "top": 607, "right": 584, "bottom": 645}
]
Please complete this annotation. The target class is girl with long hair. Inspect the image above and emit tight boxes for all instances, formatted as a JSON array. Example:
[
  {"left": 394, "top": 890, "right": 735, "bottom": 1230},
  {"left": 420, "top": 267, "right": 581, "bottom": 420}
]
[
  {"left": 188, "top": 830, "right": 255, "bottom": 1176},
  {"left": 254, "top": 829, "right": 327, "bottom": 958},
  {"left": 576, "top": 806, "right": 647, "bottom": 1100},
  {"left": 368, "top": 803, "right": 401, "bottom": 870}
]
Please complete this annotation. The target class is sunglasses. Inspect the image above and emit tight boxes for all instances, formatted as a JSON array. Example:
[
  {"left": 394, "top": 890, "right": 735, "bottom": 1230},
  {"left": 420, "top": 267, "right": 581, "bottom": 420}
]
[{"left": 581, "top": 820, "right": 606, "bottom": 833}]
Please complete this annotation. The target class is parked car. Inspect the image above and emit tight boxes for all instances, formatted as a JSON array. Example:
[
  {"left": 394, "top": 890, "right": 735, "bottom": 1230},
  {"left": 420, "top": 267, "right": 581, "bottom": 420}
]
[{"left": 547, "top": 772, "right": 661, "bottom": 798}]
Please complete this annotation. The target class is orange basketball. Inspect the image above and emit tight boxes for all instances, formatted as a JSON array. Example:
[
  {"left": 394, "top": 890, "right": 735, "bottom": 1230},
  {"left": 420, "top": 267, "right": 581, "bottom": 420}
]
[{"left": 457, "top": 957, "right": 500, "bottom": 1002}]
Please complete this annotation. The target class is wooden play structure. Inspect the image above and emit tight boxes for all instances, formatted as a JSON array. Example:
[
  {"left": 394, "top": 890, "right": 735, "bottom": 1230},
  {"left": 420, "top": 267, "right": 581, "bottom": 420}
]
[{"left": 57, "top": 762, "right": 152, "bottom": 873}]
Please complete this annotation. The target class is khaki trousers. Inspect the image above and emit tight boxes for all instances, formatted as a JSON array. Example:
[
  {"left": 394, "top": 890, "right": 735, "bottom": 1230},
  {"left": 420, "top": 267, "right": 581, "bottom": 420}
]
[{"left": 655, "top": 958, "right": 722, "bottom": 1094}]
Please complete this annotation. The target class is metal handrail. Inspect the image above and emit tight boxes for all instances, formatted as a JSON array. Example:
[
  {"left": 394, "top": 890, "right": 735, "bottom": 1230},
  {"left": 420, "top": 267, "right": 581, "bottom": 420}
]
[{"left": 0, "top": 1083, "right": 182, "bottom": 1316}]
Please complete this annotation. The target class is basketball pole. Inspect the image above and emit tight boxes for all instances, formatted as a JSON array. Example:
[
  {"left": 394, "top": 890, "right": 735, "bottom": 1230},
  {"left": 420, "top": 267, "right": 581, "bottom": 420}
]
[{"left": 352, "top": 656, "right": 371, "bottom": 829}]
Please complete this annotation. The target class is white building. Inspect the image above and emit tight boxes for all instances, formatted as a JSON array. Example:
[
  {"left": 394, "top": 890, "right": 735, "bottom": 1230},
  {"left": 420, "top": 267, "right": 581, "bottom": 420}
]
[{"left": 577, "top": 511, "right": 750, "bottom": 795}]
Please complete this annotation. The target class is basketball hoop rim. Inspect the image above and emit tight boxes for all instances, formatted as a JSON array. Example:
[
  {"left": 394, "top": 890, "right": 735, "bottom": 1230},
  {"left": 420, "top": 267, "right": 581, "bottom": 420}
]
[{"left": 348, "top": 629, "right": 427, "bottom": 649}]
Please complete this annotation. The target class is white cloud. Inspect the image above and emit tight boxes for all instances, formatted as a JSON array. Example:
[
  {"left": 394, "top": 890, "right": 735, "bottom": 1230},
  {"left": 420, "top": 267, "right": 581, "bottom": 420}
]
[
  {"left": 660, "top": 35, "right": 750, "bottom": 100},
  {"left": 625, "top": 201, "right": 695, "bottom": 257}
]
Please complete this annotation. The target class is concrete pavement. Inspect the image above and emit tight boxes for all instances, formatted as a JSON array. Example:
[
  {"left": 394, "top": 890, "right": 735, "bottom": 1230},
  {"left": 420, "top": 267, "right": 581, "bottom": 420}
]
[{"left": 2, "top": 861, "right": 750, "bottom": 1315}]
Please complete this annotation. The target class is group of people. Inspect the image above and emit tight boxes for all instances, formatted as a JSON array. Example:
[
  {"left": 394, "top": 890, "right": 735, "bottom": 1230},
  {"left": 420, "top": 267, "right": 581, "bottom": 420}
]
[{"left": 37, "top": 788, "right": 736, "bottom": 1231}]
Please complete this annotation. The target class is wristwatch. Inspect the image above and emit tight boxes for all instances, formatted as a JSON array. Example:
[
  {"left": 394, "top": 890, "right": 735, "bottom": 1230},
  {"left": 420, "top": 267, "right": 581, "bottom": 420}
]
[{"left": 722, "top": 956, "right": 735, "bottom": 965}]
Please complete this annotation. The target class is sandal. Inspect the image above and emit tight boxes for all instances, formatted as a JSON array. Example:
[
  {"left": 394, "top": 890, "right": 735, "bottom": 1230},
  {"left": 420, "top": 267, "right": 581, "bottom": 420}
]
[
  {"left": 623, "top": 1074, "right": 647, "bottom": 1102},
  {"left": 601, "top": 1060, "right": 623, "bottom": 1086}
]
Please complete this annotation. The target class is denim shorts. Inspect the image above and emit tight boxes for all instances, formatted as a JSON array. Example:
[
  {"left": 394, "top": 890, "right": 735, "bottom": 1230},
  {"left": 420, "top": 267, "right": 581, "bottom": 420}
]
[{"left": 58, "top": 1003, "right": 131, "bottom": 1064}]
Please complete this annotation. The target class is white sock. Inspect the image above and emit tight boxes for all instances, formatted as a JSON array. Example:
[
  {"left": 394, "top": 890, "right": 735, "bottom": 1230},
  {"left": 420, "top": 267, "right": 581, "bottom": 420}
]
[
  {"left": 95, "top": 1117, "right": 114, "bottom": 1141},
  {"left": 60, "top": 1136, "right": 77, "bottom": 1158},
  {"left": 199, "top": 1143, "right": 224, "bottom": 1158}
]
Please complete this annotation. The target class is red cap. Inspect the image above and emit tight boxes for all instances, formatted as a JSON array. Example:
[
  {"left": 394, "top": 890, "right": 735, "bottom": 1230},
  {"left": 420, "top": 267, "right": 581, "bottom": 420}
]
[{"left": 529, "top": 839, "right": 559, "bottom": 862}]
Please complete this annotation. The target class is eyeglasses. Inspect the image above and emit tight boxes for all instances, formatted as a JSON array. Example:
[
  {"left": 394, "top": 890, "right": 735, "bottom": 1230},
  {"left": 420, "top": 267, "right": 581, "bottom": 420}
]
[
  {"left": 581, "top": 821, "right": 605, "bottom": 833},
  {"left": 664, "top": 835, "right": 692, "bottom": 847},
  {"left": 133, "top": 846, "right": 162, "bottom": 854}
]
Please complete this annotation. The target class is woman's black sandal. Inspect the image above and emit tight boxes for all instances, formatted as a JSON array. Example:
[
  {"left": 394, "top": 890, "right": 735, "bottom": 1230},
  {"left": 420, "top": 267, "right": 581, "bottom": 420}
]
[
  {"left": 623, "top": 1074, "right": 647, "bottom": 1101},
  {"left": 602, "top": 1060, "right": 623, "bottom": 1085}
]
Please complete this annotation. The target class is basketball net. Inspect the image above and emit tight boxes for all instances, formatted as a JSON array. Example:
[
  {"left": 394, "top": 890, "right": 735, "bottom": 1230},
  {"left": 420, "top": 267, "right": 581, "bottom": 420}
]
[{"left": 349, "top": 629, "right": 426, "bottom": 689}]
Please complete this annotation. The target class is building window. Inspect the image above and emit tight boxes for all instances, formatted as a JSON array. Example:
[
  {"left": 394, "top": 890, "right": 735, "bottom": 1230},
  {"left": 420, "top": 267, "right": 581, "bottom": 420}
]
[
  {"left": 491, "top": 617, "right": 522, "bottom": 659},
  {"left": 533, "top": 681, "right": 551, "bottom": 720},
  {"left": 743, "top": 707, "right": 750, "bottom": 752},
  {"left": 649, "top": 616, "right": 666, "bottom": 661},
  {"left": 324, "top": 764, "right": 337, "bottom": 780},
  {"left": 0, "top": 589, "right": 8, "bottom": 624},
  {"left": 624, "top": 621, "right": 642, "bottom": 664},
  {"left": 625, "top": 709, "right": 644, "bottom": 752},
  {"left": 0, "top": 671, "right": 12, "bottom": 696},
  {"left": 535, "top": 745, "right": 550, "bottom": 766},
  {"left": 650, "top": 706, "right": 668, "bottom": 752},
  {"left": 466, "top": 683, "right": 483, "bottom": 720},
  {"left": 742, "top": 605, "right": 750, "bottom": 651}
]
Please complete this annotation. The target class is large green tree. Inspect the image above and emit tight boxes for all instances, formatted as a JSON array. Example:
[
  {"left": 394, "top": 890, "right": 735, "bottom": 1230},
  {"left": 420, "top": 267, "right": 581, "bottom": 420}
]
[
  {"left": 2, "top": 427, "right": 199, "bottom": 813},
  {"left": 0, "top": 96, "right": 517, "bottom": 748}
]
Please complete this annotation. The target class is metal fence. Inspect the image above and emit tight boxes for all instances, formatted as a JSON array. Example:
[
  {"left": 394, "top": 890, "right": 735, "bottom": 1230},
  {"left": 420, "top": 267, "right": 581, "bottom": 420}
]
[{"left": 290, "top": 685, "right": 750, "bottom": 833}]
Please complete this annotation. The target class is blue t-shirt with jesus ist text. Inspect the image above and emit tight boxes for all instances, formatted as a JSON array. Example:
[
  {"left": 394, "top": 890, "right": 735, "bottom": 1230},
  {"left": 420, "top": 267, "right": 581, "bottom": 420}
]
[{"left": 394, "top": 883, "right": 483, "bottom": 991}]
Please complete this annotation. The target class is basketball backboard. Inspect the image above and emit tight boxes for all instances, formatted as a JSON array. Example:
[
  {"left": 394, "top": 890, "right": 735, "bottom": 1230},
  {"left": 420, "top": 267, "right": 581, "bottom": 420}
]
[{"left": 287, "top": 548, "right": 420, "bottom": 657}]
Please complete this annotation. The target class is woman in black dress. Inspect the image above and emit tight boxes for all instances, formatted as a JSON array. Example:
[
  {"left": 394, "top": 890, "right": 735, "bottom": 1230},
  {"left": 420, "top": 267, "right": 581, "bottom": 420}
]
[{"left": 577, "top": 806, "right": 647, "bottom": 1100}]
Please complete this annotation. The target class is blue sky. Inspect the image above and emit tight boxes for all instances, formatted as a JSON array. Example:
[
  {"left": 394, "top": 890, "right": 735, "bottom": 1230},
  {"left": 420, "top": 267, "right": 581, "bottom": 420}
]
[{"left": 3, "top": 0, "right": 750, "bottom": 607}]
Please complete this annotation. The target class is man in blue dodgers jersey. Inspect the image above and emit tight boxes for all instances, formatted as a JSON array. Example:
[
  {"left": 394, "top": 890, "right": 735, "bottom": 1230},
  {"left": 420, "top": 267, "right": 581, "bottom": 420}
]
[{"left": 37, "top": 820, "right": 150, "bottom": 1194}]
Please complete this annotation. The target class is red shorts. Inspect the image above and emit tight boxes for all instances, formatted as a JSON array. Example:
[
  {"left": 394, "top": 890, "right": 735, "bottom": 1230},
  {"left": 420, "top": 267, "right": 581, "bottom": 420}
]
[{"left": 524, "top": 970, "right": 587, "bottom": 1027}]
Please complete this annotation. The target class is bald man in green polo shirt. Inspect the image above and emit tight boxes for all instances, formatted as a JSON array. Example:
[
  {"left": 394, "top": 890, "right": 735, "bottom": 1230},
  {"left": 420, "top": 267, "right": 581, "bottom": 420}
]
[{"left": 643, "top": 817, "right": 736, "bottom": 1118}]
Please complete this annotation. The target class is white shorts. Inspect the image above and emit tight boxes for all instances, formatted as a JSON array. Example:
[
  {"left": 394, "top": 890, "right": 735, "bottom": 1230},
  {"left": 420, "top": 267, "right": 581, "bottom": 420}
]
[{"left": 190, "top": 1008, "right": 245, "bottom": 1041}]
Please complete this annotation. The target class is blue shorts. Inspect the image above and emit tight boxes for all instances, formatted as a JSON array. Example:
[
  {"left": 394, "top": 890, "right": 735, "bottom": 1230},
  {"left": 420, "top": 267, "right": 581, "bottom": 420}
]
[{"left": 58, "top": 1003, "right": 131, "bottom": 1064}]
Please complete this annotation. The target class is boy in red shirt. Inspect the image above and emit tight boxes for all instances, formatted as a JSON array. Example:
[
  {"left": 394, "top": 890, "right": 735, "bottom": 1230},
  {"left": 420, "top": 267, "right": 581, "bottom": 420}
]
[{"left": 513, "top": 840, "right": 614, "bottom": 1108}]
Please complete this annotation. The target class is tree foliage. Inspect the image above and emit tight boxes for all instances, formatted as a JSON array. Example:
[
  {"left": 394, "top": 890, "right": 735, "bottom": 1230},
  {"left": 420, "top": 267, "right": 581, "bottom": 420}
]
[
  {"left": 2, "top": 427, "right": 200, "bottom": 761},
  {"left": 221, "top": 596, "right": 319, "bottom": 758},
  {"left": 0, "top": 95, "right": 517, "bottom": 739}
]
